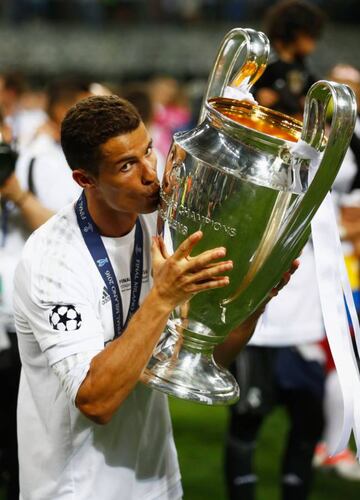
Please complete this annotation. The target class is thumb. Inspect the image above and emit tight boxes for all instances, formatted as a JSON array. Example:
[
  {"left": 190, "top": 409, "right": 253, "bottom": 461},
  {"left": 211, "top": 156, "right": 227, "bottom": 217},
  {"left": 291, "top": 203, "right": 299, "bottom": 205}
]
[
  {"left": 151, "top": 236, "right": 165, "bottom": 270},
  {"left": 158, "top": 235, "right": 170, "bottom": 259}
]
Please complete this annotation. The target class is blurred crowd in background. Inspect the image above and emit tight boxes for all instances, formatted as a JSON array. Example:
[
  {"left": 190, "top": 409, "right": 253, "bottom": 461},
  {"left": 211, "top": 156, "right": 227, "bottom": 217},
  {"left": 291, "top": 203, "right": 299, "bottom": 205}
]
[{"left": 0, "top": 0, "right": 359, "bottom": 25}]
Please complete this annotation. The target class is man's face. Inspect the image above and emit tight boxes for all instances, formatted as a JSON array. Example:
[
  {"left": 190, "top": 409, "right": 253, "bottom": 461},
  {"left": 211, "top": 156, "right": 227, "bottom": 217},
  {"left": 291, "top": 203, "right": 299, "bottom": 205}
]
[
  {"left": 293, "top": 33, "right": 317, "bottom": 58},
  {"left": 92, "top": 122, "right": 160, "bottom": 215}
]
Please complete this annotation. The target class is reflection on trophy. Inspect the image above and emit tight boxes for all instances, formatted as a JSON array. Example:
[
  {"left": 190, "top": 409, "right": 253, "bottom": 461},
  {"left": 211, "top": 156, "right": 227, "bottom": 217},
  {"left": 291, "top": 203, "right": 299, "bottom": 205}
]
[{"left": 141, "top": 28, "right": 357, "bottom": 405}]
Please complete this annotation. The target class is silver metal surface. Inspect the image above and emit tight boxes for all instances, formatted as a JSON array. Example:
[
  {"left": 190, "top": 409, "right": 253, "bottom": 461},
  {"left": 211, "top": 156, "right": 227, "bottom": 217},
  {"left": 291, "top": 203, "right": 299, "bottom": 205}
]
[{"left": 141, "top": 29, "right": 357, "bottom": 405}]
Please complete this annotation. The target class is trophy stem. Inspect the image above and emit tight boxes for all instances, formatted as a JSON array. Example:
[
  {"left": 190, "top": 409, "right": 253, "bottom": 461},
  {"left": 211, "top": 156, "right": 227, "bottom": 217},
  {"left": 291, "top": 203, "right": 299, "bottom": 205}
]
[{"left": 141, "top": 322, "right": 240, "bottom": 406}]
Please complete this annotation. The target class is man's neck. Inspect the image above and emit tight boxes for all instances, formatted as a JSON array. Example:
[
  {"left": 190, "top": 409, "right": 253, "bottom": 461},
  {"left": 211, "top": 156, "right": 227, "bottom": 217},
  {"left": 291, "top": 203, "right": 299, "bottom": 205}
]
[{"left": 85, "top": 190, "right": 138, "bottom": 238}]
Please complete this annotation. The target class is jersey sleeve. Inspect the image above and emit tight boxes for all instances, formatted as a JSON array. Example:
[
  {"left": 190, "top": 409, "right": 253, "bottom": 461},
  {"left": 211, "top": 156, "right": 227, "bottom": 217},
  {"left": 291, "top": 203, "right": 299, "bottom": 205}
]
[
  {"left": 14, "top": 227, "right": 105, "bottom": 369},
  {"left": 52, "top": 352, "right": 96, "bottom": 405}
]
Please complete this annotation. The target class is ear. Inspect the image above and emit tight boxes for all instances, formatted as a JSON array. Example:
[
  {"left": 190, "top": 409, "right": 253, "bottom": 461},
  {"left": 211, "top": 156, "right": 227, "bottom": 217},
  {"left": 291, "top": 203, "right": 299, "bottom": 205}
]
[{"left": 72, "top": 169, "right": 97, "bottom": 189}]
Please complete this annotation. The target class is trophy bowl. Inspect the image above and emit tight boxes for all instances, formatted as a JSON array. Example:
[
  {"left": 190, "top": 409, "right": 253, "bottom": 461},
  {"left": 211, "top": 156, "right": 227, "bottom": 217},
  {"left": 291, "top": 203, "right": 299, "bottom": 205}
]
[{"left": 141, "top": 28, "right": 357, "bottom": 405}]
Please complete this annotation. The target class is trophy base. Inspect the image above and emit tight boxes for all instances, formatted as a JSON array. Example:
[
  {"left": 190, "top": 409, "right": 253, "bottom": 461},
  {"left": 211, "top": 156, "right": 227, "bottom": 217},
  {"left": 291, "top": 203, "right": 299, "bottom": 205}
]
[{"left": 141, "top": 325, "right": 240, "bottom": 406}]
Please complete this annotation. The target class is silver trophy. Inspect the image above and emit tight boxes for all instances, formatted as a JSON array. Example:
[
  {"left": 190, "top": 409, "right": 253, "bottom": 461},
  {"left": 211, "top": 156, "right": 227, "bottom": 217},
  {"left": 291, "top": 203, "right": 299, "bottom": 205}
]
[{"left": 141, "top": 28, "right": 357, "bottom": 405}]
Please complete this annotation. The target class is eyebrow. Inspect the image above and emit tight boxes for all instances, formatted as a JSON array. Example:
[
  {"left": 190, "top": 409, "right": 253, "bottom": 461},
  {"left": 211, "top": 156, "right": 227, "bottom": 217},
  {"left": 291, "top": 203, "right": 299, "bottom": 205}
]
[{"left": 116, "top": 139, "right": 153, "bottom": 165}]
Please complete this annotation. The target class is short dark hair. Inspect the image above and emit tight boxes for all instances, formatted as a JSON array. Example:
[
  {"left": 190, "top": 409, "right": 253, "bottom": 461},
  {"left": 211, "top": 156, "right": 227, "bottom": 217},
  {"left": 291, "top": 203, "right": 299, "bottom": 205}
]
[
  {"left": 61, "top": 95, "right": 141, "bottom": 175},
  {"left": 265, "top": 0, "right": 325, "bottom": 43}
]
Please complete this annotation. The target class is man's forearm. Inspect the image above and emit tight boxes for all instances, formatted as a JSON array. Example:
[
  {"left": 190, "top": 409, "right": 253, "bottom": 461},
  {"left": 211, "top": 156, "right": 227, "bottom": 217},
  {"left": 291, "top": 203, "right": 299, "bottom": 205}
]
[
  {"left": 214, "top": 310, "right": 262, "bottom": 368},
  {"left": 16, "top": 191, "right": 54, "bottom": 230},
  {"left": 75, "top": 288, "right": 172, "bottom": 424},
  {"left": 75, "top": 230, "right": 236, "bottom": 424},
  {"left": 1, "top": 174, "right": 54, "bottom": 231}
]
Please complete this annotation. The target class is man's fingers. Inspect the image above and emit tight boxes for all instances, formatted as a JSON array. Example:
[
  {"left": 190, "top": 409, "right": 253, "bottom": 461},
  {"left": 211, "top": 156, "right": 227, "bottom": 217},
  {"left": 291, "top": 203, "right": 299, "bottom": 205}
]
[
  {"left": 186, "top": 277, "right": 230, "bottom": 294},
  {"left": 158, "top": 236, "right": 170, "bottom": 259},
  {"left": 173, "top": 231, "right": 203, "bottom": 260},
  {"left": 190, "top": 261, "right": 233, "bottom": 283},
  {"left": 185, "top": 246, "right": 227, "bottom": 271},
  {"left": 269, "top": 259, "right": 300, "bottom": 297},
  {"left": 151, "top": 237, "right": 165, "bottom": 269},
  {"left": 290, "top": 259, "right": 300, "bottom": 274}
]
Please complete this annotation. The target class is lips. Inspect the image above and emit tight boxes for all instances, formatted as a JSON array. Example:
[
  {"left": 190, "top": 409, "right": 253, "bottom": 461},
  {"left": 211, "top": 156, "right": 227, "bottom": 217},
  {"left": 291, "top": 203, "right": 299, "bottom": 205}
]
[{"left": 148, "top": 186, "right": 160, "bottom": 200}]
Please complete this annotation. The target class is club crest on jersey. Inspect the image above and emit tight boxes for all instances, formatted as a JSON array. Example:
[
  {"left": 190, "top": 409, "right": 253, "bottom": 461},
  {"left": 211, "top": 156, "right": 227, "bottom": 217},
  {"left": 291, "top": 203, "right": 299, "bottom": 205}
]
[{"left": 49, "top": 305, "right": 82, "bottom": 332}]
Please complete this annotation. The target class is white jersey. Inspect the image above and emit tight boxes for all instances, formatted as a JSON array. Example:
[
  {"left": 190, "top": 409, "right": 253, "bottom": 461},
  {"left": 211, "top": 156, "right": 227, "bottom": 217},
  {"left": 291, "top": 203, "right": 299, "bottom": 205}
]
[
  {"left": 0, "top": 133, "right": 80, "bottom": 331},
  {"left": 14, "top": 204, "right": 182, "bottom": 500},
  {"left": 250, "top": 242, "right": 324, "bottom": 346},
  {"left": 6, "top": 108, "right": 47, "bottom": 153}
]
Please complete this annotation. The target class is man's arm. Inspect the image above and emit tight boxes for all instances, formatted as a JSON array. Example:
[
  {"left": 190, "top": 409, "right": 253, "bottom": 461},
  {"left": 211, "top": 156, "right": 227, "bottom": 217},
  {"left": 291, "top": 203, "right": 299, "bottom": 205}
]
[
  {"left": 75, "top": 231, "right": 233, "bottom": 424},
  {"left": 214, "top": 260, "right": 299, "bottom": 368},
  {"left": 213, "top": 309, "right": 264, "bottom": 368},
  {"left": 0, "top": 173, "right": 54, "bottom": 230}
]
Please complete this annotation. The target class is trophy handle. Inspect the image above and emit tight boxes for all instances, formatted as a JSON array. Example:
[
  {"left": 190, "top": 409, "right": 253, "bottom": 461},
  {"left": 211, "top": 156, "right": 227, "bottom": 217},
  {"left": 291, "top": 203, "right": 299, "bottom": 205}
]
[
  {"left": 221, "top": 81, "right": 357, "bottom": 318},
  {"left": 236, "top": 81, "right": 357, "bottom": 312},
  {"left": 293, "top": 80, "right": 357, "bottom": 225},
  {"left": 198, "top": 27, "right": 270, "bottom": 122},
  {"left": 265, "top": 80, "right": 357, "bottom": 279}
]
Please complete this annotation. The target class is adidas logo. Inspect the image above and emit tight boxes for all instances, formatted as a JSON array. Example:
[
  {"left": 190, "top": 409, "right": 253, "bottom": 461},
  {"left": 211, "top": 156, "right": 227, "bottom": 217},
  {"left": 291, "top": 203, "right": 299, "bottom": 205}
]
[{"left": 101, "top": 287, "right": 111, "bottom": 305}]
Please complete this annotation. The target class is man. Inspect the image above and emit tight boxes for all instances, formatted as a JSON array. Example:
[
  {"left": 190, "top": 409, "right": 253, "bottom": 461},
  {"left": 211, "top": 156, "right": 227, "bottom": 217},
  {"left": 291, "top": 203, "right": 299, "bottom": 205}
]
[
  {"left": 253, "top": 0, "right": 325, "bottom": 120},
  {"left": 14, "top": 95, "right": 292, "bottom": 499},
  {"left": 0, "top": 71, "right": 47, "bottom": 152}
]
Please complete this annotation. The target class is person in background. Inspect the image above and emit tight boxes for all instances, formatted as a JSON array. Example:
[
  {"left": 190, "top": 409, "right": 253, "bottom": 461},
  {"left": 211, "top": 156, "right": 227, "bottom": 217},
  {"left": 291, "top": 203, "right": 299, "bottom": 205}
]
[
  {"left": 0, "top": 110, "right": 20, "bottom": 500},
  {"left": 148, "top": 75, "right": 192, "bottom": 158},
  {"left": 313, "top": 63, "right": 360, "bottom": 480},
  {"left": 0, "top": 71, "right": 47, "bottom": 153},
  {"left": 0, "top": 77, "right": 88, "bottom": 500},
  {"left": 253, "top": 0, "right": 325, "bottom": 119},
  {"left": 224, "top": 2, "right": 327, "bottom": 500}
]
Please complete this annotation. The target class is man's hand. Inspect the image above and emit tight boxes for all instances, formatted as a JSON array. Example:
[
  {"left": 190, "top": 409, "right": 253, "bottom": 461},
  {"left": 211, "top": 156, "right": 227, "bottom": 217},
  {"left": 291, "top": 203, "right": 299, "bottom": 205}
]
[
  {"left": 214, "top": 259, "right": 300, "bottom": 367},
  {"left": 245, "top": 258, "right": 300, "bottom": 324},
  {"left": 76, "top": 232, "right": 232, "bottom": 423},
  {"left": 268, "top": 259, "right": 300, "bottom": 298},
  {"left": 151, "top": 230, "right": 233, "bottom": 312},
  {"left": 0, "top": 173, "right": 25, "bottom": 204},
  {"left": 238, "top": 258, "right": 300, "bottom": 332}
]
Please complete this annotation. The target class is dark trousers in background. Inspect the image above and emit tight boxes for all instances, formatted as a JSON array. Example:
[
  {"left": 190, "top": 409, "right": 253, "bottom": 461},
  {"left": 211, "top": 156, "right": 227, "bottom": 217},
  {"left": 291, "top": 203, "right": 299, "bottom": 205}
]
[
  {"left": 224, "top": 346, "right": 325, "bottom": 500},
  {"left": 0, "top": 333, "right": 20, "bottom": 500}
]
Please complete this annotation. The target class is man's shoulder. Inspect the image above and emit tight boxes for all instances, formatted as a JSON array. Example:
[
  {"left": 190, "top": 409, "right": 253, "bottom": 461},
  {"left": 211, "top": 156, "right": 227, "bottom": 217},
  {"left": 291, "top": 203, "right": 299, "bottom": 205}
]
[
  {"left": 23, "top": 203, "right": 80, "bottom": 262},
  {"left": 17, "top": 203, "right": 94, "bottom": 304}
]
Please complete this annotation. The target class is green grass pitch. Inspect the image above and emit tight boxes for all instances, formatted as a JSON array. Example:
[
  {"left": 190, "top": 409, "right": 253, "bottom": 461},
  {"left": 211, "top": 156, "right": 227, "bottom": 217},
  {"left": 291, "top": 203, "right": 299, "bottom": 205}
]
[
  {"left": 170, "top": 398, "right": 360, "bottom": 499},
  {"left": 2, "top": 398, "right": 359, "bottom": 499}
]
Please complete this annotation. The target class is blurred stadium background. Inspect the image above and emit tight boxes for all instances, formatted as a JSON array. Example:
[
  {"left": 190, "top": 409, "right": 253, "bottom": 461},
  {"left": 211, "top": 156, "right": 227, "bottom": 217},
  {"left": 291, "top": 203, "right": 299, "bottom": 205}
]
[
  {"left": 0, "top": 1, "right": 359, "bottom": 499},
  {"left": 0, "top": 1, "right": 359, "bottom": 99}
]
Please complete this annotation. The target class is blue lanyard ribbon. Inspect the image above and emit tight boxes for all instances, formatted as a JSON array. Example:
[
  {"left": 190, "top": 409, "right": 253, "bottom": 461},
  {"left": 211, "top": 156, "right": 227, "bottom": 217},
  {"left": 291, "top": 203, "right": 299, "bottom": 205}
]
[{"left": 75, "top": 191, "right": 143, "bottom": 338}]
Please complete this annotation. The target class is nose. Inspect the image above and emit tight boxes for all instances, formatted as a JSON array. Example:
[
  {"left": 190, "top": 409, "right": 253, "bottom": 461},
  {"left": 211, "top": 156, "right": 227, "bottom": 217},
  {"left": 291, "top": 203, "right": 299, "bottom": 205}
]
[{"left": 141, "top": 159, "right": 157, "bottom": 185}]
